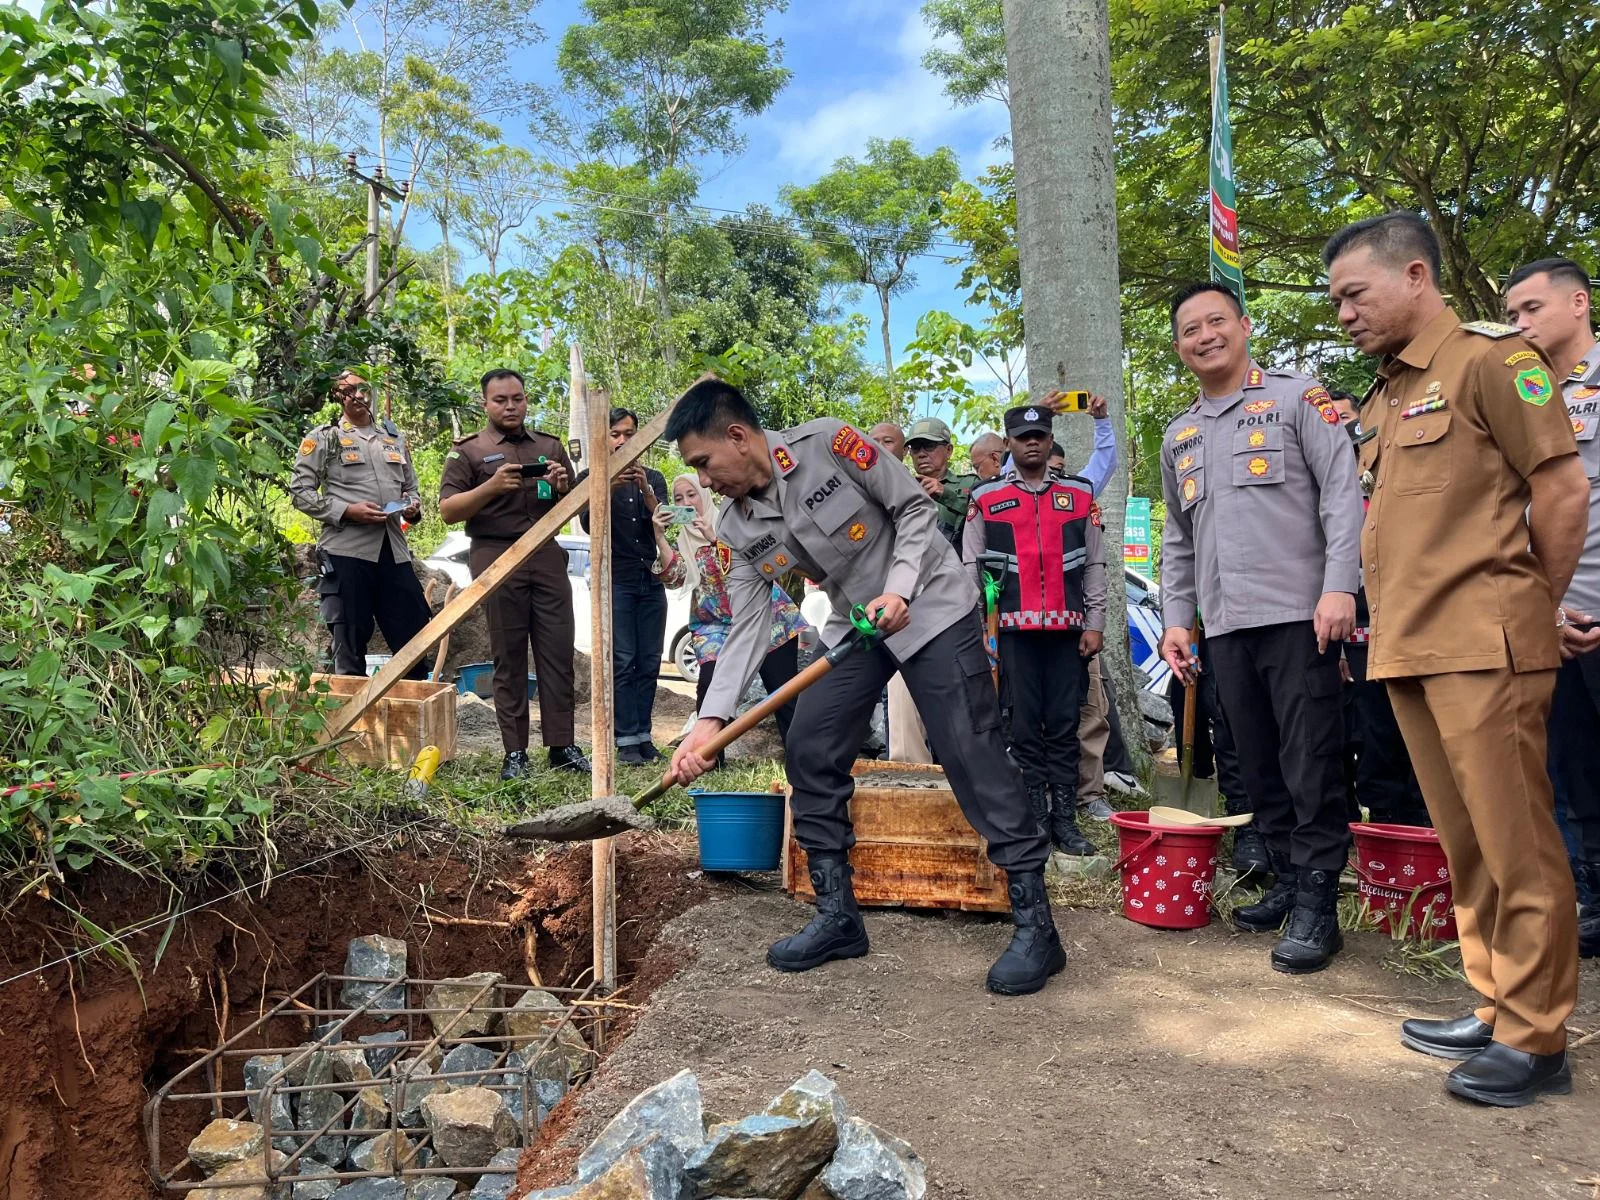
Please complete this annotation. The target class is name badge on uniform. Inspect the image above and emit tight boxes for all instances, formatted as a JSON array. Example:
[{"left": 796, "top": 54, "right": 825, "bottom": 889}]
[{"left": 483, "top": 453, "right": 506, "bottom": 464}]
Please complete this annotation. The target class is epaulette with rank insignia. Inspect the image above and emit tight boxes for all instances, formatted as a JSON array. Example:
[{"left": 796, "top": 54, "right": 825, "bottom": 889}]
[{"left": 1459, "top": 321, "right": 1520, "bottom": 339}]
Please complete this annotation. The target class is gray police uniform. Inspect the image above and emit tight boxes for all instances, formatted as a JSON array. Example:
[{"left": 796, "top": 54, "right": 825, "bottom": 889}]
[
  {"left": 702, "top": 418, "right": 1048, "bottom": 874},
  {"left": 289, "top": 417, "right": 432, "bottom": 677},
  {"left": 1548, "top": 350, "right": 1600, "bottom": 889},
  {"left": 1158, "top": 363, "right": 1364, "bottom": 870}
]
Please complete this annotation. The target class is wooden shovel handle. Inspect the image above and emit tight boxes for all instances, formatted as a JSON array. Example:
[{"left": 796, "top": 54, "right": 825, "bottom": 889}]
[{"left": 1179, "top": 625, "right": 1199, "bottom": 778}]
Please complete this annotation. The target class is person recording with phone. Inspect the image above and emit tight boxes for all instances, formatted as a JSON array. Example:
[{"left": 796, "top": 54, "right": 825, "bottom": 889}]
[{"left": 439, "top": 368, "right": 588, "bottom": 780}]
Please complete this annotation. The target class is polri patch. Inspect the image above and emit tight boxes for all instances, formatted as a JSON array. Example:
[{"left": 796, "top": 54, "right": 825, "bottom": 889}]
[
  {"left": 1090, "top": 501, "right": 1102, "bottom": 528},
  {"left": 847, "top": 522, "right": 866, "bottom": 541},
  {"left": 716, "top": 541, "right": 733, "bottom": 575},
  {"left": 1052, "top": 491, "right": 1074, "bottom": 511},
  {"left": 1181, "top": 477, "right": 1199, "bottom": 503},
  {"left": 965, "top": 499, "right": 979, "bottom": 522},
  {"left": 830, "top": 426, "right": 878, "bottom": 471},
  {"left": 1247, "top": 430, "right": 1266, "bottom": 448},
  {"left": 773, "top": 445, "right": 797, "bottom": 475},
  {"left": 1246, "top": 456, "right": 1270, "bottom": 477},
  {"left": 1243, "top": 399, "right": 1275, "bottom": 414},
  {"left": 298, "top": 436, "right": 318, "bottom": 456},
  {"left": 1177, "top": 454, "right": 1194, "bottom": 472},
  {"left": 1516, "top": 366, "right": 1554, "bottom": 406}
]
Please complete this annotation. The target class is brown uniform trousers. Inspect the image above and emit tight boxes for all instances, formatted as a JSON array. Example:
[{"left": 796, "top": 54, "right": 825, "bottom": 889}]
[
  {"left": 470, "top": 540, "right": 576, "bottom": 751},
  {"left": 1360, "top": 309, "right": 1579, "bottom": 1054}
]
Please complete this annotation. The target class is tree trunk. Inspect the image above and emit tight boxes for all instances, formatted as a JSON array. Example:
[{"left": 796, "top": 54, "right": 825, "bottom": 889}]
[
  {"left": 1003, "top": 0, "right": 1147, "bottom": 768},
  {"left": 440, "top": 209, "right": 457, "bottom": 360},
  {"left": 877, "top": 284, "right": 896, "bottom": 414}
]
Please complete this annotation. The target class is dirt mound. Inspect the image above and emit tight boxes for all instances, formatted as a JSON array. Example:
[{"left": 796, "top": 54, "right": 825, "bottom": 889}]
[{"left": 0, "top": 830, "right": 709, "bottom": 1200}]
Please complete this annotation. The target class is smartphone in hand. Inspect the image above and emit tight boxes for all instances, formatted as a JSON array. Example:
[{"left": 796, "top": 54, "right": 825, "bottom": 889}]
[
  {"left": 520, "top": 460, "right": 550, "bottom": 478},
  {"left": 1054, "top": 390, "right": 1091, "bottom": 413}
]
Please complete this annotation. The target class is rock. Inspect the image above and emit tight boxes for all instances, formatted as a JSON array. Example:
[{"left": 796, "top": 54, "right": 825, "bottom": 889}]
[
  {"left": 503, "top": 989, "right": 592, "bottom": 1081},
  {"left": 295, "top": 1083, "right": 348, "bottom": 1166},
  {"left": 765, "top": 1071, "right": 847, "bottom": 1128},
  {"left": 683, "top": 1110, "right": 836, "bottom": 1200},
  {"left": 798, "top": 1182, "right": 831, "bottom": 1200},
  {"left": 284, "top": 1045, "right": 334, "bottom": 1088},
  {"left": 575, "top": 1069, "right": 703, "bottom": 1183},
  {"left": 506, "top": 1073, "right": 566, "bottom": 1127},
  {"left": 313, "top": 1020, "right": 345, "bottom": 1043},
  {"left": 205, "top": 1149, "right": 291, "bottom": 1200},
  {"left": 520, "top": 1189, "right": 582, "bottom": 1200},
  {"left": 330, "top": 1046, "right": 375, "bottom": 1085},
  {"left": 189, "top": 1119, "right": 267, "bottom": 1173},
  {"left": 328, "top": 1181, "right": 407, "bottom": 1200},
  {"left": 348, "top": 1131, "right": 417, "bottom": 1173},
  {"left": 422, "top": 1087, "right": 518, "bottom": 1169},
  {"left": 819, "top": 1118, "right": 925, "bottom": 1200},
  {"left": 406, "top": 1181, "right": 458, "bottom": 1200},
  {"left": 392, "top": 1057, "right": 452, "bottom": 1127},
  {"left": 291, "top": 1172, "right": 340, "bottom": 1200},
  {"left": 342, "top": 935, "right": 408, "bottom": 1012},
  {"left": 564, "top": 1135, "right": 690, "bottom": 1200},
  {"left": 468, "top": 1147, "right": 523, "bottom": 1200},
  {"left": 439, "top": 1043, "right": 502, "bottom": 1088},
  {"left": 1046, "top": 851, "right": 1112, "bottom": 880},
  {"left": 353, "top": 1087, "right": 390, "bottom": 1134},
  {"left": 1137, "top": 688, "right": 1173, "bottom": 726},
  {"left": 427, "top": 972, "right": 505, "bottom": 1041},
  {"left": 244, "top": 1055, "right": 296, "bottom": 1152},
  {"left": 360, "top": 1030, "right": 408, "bottom": 1074}
]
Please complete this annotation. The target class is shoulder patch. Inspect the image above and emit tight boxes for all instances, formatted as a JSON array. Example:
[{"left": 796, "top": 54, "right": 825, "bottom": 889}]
[
  {"left": 1505, "top": 349, "right": 1541, "bottom": 367},
  {"left": 965, "top": 499, "right": 979, "bottom": 522},
  {"left": 1245, "top": 366, "right": 1265, "bottom": 388},
  {"left": 716, "top": 541, "right": 733, "bottom": 575},
  {"left": 1460, "top": 320, "right": 1520, "bottom": 339},
  {"left": 298, "top": 436, "right": 318, "bottom": 457},
  {"left": 452, "top": 432, "right": 476, "bottom": 446},
  {"left": 445, "top": 450, "right": 462, "bottom": 460},
  {"left": 1090, "top": 501, "right": 1103, "bottom": 528},
  {"left": 772, "top": 444, "right": 797, "bottom": 475},
  {"left": 1302, "top": 385, "right": 1339, "bottom": 424},
  {"left": 830, "top": 425, "right": 878, "bottom": 471},
  {"left": 1569, "top": 359, "right": 1591, "bottom": 381},
  {"left": 1515, "top": 365, "right": 1554, "bottom": 406}
]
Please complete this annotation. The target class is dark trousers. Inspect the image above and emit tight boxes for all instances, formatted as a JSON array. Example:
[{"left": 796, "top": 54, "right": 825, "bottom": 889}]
[
  {"left": 1345, "top": 643, "right": 1429, "bottom": 826},
  {"left": 787, "top": 612, "right": 1049, "bottom": 873},
  {"left": 1168, "top": 653, "right": 1249, "bottom": 813},
  {"left": 695, "top": 637, "right": 801, "bottom": 746},
  {"left": 470, "top": 541, "right": 576, "bottom": 752},
  {"left": 1101, "top": 669, "right": 1135, "bottom": 776},
  {"left": 1207, "top": 622, "right": 1352, "bottom": 871},
  {"left": 1549, "top": 642, "right": 1600, "bottom": 869},
  {"left": 1000, "top": 630, "right": 1087, "bottom": 794},
  {"left": 613, "top": 572, "right": 668, "bottom": 747},
  {"left": 326, "top": 539, "right": 431, "bottom": 679}
]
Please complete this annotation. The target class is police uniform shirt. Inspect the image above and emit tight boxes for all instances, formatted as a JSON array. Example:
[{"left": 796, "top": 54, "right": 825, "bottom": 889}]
[
  {"left": 289, "top": 417, "right": 421, "bottom": 562},
  {"left": 438, "top": 426, "right": 573, "bottom": 543},
  {"left": 1560, "top": 352, "right": 1600, "bottom": 615},
  {"left": 1159, "top": 362, "right": 1363, "bottom": 637},
  {"left": 699, "top": 419, "right": 977, "bottom": 723},
  {"left": 1358, "top": 310, "right": 1580, "bottom": 678}
]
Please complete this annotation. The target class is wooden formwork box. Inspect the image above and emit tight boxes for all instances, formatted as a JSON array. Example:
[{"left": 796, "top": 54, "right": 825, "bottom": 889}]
[
  {"left": 781, "top": 760, "right": 1011, "bottom": 913},
  {"left": 235, "top": 670, "right": 458, "bottom": 767}
]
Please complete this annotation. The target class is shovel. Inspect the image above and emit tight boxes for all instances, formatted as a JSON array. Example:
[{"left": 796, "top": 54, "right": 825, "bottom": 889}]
[
  {"left": 1147, "top": 805, "right": 1252, "bottom": 829},
  {"left": 505, "top": 606, "right": 882, "bottom": 843},
  {"left": 1152, "top": 630, "right": 1220, "bottom": 818}
]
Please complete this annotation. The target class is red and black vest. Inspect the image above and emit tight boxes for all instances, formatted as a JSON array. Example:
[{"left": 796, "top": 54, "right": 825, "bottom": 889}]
[{"left": 977, "top": 475, "right": 1094, "bottom": 631}]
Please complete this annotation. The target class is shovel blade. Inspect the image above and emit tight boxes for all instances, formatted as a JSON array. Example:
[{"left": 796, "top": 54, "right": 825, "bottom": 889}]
[
  {"left": 505, "top": 796, "right": 656, "bottom": 843},
  {"left": 1151, "top": 765, "right": 1220, "bottom": 819}
]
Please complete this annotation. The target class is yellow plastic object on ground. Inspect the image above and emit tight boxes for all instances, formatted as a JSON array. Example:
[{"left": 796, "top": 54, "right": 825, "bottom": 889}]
[{"left": 403, "top": 745, "right": 441, "bottom": 802}]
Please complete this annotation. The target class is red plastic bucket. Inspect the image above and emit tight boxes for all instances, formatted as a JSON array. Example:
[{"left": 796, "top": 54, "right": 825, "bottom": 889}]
[
  {"left": 1349, "top": 822, "right": 1456, "bottom": 940},
  {"left": 1110, "top": 811, "right": 1225, "bottom": 930}
]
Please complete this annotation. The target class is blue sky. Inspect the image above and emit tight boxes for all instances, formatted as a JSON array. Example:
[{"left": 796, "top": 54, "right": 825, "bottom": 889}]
[{"left": 407, "top": 0, "right": 1017, "bottom": 414}]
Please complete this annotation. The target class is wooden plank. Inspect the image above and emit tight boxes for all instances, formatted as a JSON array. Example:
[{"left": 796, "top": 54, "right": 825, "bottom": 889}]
[
  {"left": 317, "top": 402, "right": 677, "bottom": 745},
  {"left": 589, "top": 375, "right": 618, "bottom": 993}
]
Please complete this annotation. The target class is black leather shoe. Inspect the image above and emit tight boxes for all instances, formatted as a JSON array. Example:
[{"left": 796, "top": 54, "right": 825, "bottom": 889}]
[
  {"left": 1270, "top": 867, "right": 1342, "bottom": 974},
  {"left": 500, "top": 750, "right": 529, "bottom": 780},
  {"left": 616, "top": 744, "right": 647, "bottom": 766},
  {"left": 1400, "top": 1014, "right": 1494, "bottom": 1060},
  {"left": 1230, "top": 826, "right": 1271, "bottom": 877},
  {"left": 1234, "top": 845, "right": 1296, "bottom": 932},
  {"left": 767, "top": 855, "right": 870, "bottom": 972},
  {"left": 547, "top": 745, "right": 592, "bottom": 774},
  {"left": 1048, "top": 784, "right": 1096, "bottom": 856},
  {"left": 636, "top": 741, "right": 662, "bottom": 762},
  {"left": 1580, "top": 905, "right": 1600, "bottom": 959},
  {"left": 987, "top": 870, "right": 1067, "bottom": 995},
  {"left": 1446, "top": 1042, "right": 1571, "bottom": 1107}
]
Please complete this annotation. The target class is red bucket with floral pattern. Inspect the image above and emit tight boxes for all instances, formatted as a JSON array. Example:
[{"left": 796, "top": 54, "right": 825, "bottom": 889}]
[
  {"left": 1110, "top": 811, "right": 1224, "bottom": 930},
  {"left": 1350, "top": 822, "right": 1456, "bottom": 940}
]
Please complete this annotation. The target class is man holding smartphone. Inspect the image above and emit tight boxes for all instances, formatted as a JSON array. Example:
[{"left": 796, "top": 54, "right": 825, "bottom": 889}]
[{"left": 440, "top": 368, "right": 588, "bottom": 779}]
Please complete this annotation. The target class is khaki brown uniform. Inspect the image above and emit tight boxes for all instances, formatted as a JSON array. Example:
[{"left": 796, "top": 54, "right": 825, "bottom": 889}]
[
  {"left": 439, "top": 427, "right": 577, "bottom": 751},
  {"left": 1359, "top": 309, "right": 1580, "bottom": 1054}
]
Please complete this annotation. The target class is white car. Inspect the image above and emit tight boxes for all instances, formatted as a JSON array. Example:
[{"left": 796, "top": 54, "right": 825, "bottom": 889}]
[{"left": 423, "top": 530, "right": 696, "bottom": 681}]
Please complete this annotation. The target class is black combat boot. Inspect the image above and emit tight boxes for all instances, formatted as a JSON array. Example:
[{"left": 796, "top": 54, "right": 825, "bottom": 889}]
[
  {"left": 547, "top": 745, "right": 592, "bottom": 774},
  {"left": 1270, "top": 867, "right": 1344, "bottom": 974},
  {"left": 986, "top": 870, "right": 1068, "bottom": 995},
  {"left": 1048, "top": 783, "right": 1096, "bottom": 856},
  {"left": 766, "top": 854, "right": 869, "bottom": 973},
  {"left": 1233, "top": 844, "right": 1296, "bottom": 932},
  {"left": 1230, "top": 826, "right": 1270, "bottom": 876},
  {"left": 500, "top": 750, "right": 530, "bottom": 780},
  {"left": 1026, "top": 783, "right": 1050, "bottom": 836}
]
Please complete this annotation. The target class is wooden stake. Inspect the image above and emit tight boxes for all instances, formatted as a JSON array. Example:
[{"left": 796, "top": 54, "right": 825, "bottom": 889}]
[
  {"left": 588, "top": 381, "right": 618, "bottom": 993},
  {"left": 316, "top": 404, "right": 676, "bottom": 745}
]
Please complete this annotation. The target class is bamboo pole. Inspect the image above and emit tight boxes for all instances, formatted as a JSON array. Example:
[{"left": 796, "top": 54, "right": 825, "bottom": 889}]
[{"left": 588, "top": 384, "right": 618, "bottom": 993}]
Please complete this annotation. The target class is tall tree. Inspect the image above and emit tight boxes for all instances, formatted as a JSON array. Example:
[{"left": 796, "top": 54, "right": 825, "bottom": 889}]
[
  {"left": 549, "top": 0, "right": 790, "bottom": 374},
  {"left": 783, "top": 137, "right": 961, "bottom": 414},
  {"left": 457, "top": 144, "right": 547, "bottom": 286},
  {"left": 922, "top": 0, "right": 1009, "bottom": 111}
]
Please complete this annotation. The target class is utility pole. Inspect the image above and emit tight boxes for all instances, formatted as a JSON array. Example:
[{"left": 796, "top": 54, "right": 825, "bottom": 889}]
[
  {"left": 345, "top": 153, "right": 406, "bottom": 318},
  {"left": 1002, "top": 0, "right": 1146, "bottom": 764}
]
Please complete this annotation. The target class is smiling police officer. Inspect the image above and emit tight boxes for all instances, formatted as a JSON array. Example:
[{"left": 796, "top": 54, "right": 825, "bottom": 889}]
[{"left": 666, "top": 377, "right": 1063, "bottom": 996}]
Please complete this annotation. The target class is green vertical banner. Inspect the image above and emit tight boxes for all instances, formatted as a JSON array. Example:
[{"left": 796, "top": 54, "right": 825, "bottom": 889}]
[
  {"left": 1123, "top": 496, "right": 1152, "bottom": 572},
  {"left": 1209, "top": 12, "right": 1246, "bottom": 311}
]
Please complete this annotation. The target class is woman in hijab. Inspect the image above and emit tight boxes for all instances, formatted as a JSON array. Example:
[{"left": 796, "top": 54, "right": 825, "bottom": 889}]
[{"left": 653, "top": 473, "right": 807, "bottom": 751}]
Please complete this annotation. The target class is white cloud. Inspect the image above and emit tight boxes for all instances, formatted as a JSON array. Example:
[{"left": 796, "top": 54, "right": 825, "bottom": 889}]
[{"left": 766, "top": 7, "right": 1007, "bottom": 177}]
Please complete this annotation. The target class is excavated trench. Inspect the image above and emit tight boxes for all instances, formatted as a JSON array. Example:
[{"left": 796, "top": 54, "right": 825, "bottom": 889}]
[{"left": 0, "top": 827, "right": 709, "bottom": 1200}]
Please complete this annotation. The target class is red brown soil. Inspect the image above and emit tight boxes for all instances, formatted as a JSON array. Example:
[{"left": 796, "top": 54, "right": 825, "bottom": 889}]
[{"left": 0, "top": 827, "right": 708, "bottom": 1200}]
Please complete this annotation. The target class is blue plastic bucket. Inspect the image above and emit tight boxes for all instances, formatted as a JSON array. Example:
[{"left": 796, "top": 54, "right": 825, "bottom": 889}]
[
  {"left": 692, "top": 791, "right": 785, "bottom": 871},
  {"left": 455, "top": 662, "right": 536, "bottom": 700}
]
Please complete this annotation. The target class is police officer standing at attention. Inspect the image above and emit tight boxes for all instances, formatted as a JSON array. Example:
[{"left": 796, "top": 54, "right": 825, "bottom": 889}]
[
  {"left": 1505, "top": 255, "right": 1600, "bottom": 958},
  {"left": 906, "top": 416, "right": 979, "bottom": 550},
  {"left": 1158, "top": 281, "right": 1363, "bottom": 975},
  {"left": 290, "top": 369, "right": 433, "bottom": 678},
  {"left": 667, "top": 377, "right": 1063, "bottom": 996},
  {"left": 439, "top": 369, "right": 589, "bottom": 780},
  {"left": 1325, "top": 213, "right": 1589, "bottom": 1105},
  {"left": 964, "top": 403, "right": 1106, "bottom": 856}
]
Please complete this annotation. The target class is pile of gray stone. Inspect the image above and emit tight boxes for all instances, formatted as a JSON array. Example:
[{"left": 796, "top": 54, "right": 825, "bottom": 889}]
[
  {"left": 524, "top": 1068, "right": 925, "bottom": 1200},
  {"left": 181, "top": 934, "right": 594, "bottom": 1200}
]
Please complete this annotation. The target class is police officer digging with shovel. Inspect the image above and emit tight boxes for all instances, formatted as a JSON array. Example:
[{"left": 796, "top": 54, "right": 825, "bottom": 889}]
[{"left": 666, "top": 377, "right": 1065, "bottom": 995}]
